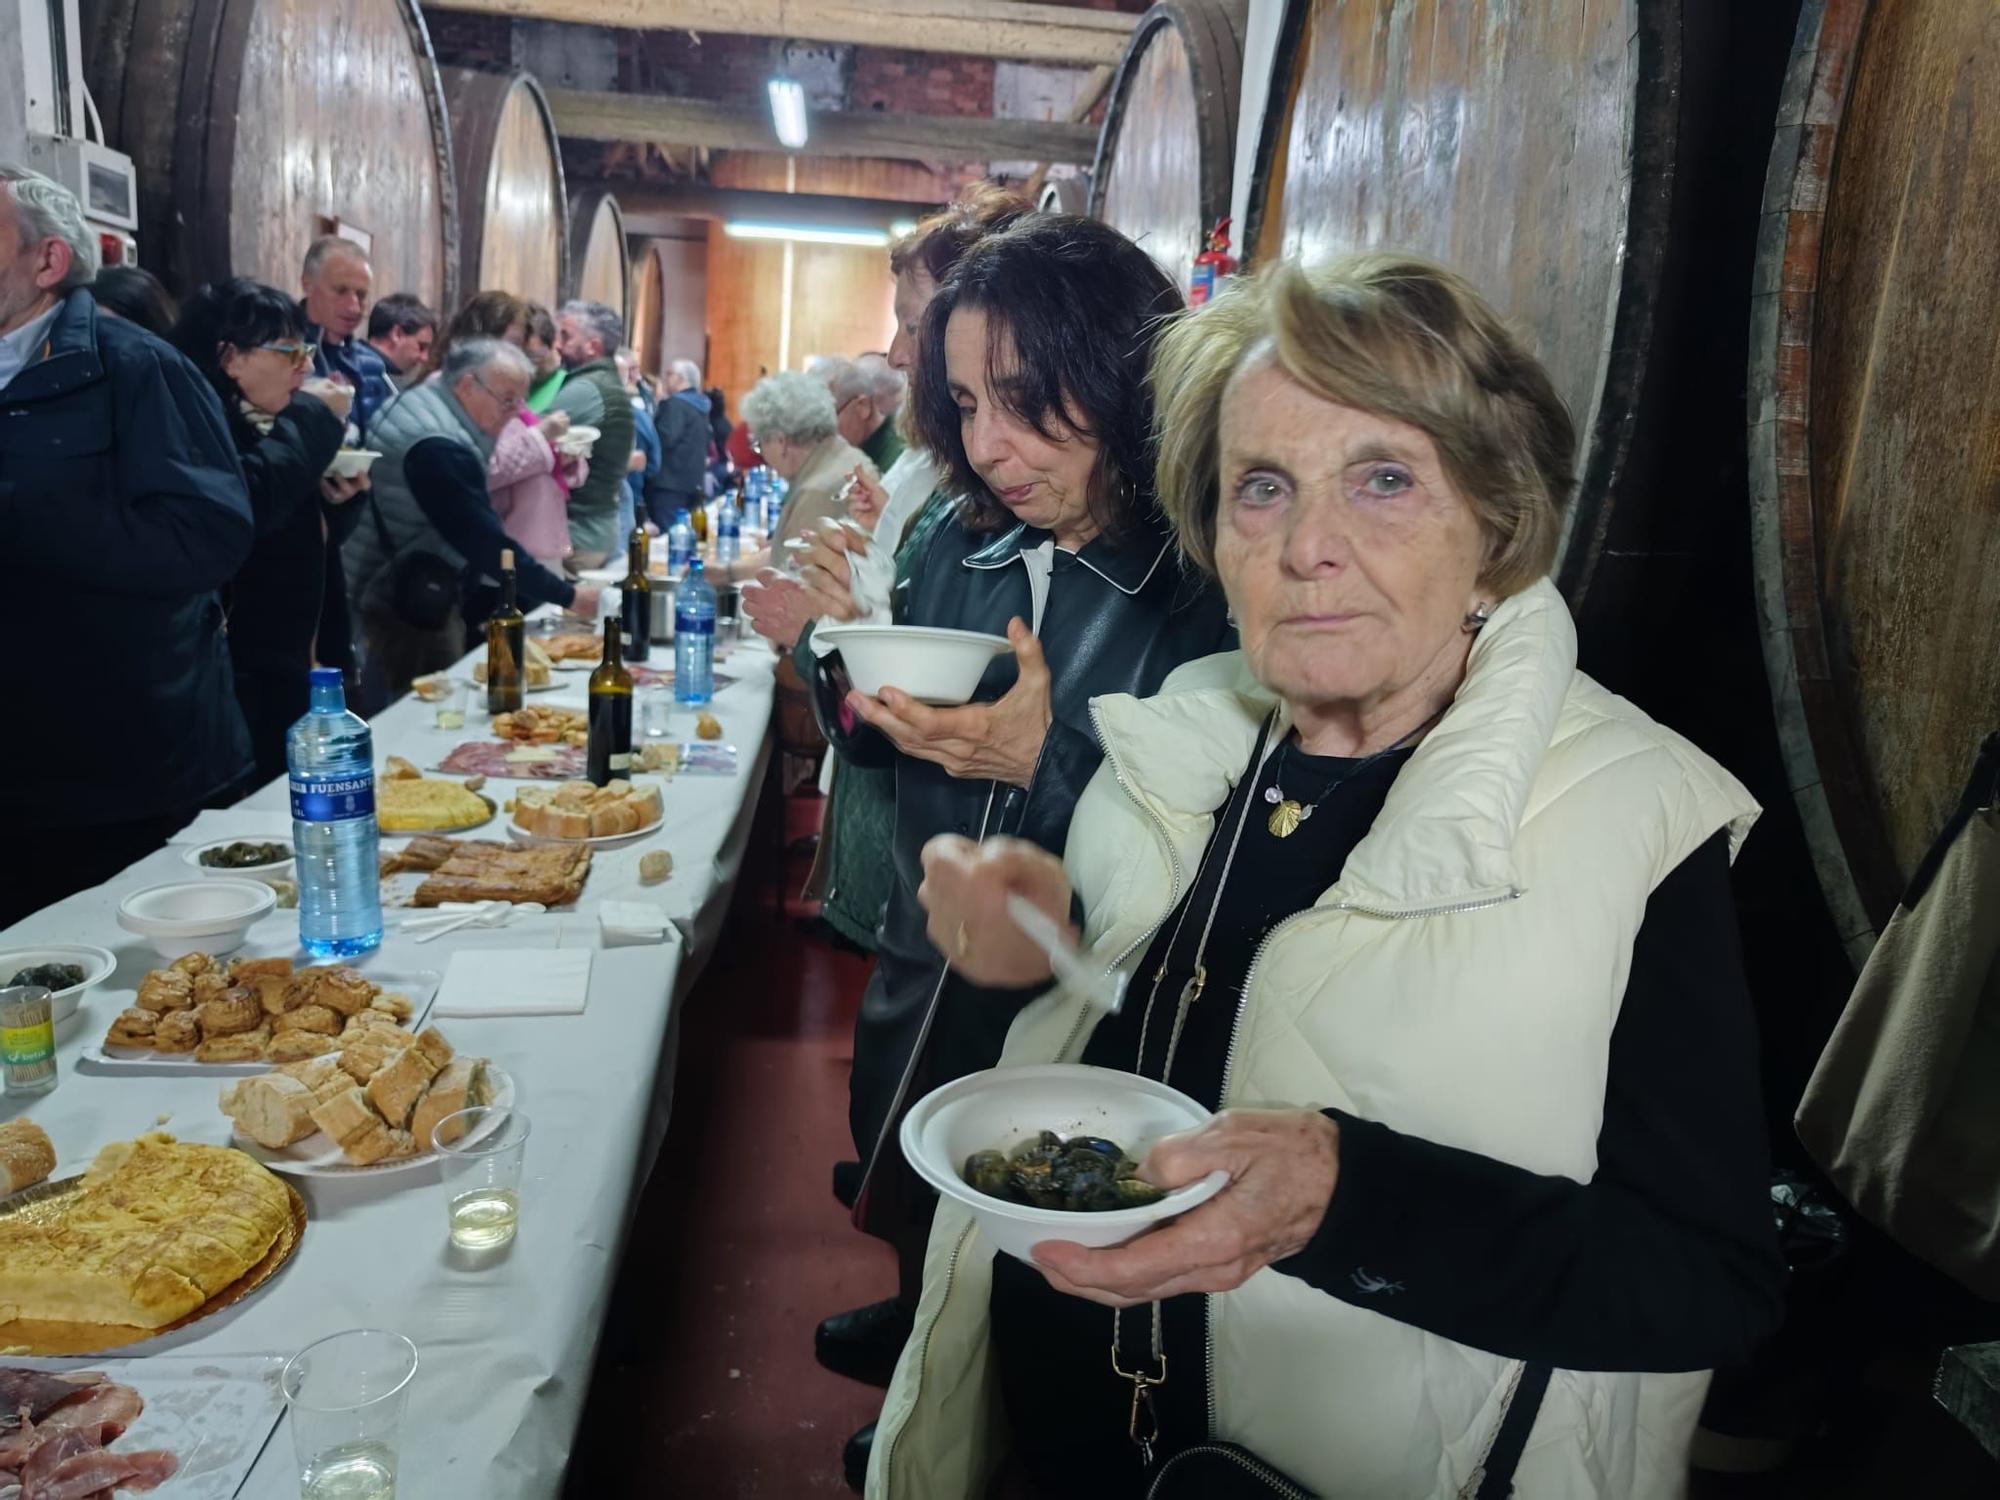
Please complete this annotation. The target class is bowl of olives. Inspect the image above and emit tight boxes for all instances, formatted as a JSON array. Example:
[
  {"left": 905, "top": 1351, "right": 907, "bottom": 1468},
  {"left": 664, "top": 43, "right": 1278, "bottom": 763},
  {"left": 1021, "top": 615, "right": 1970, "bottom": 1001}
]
[
  {"left": 183, "top": 838, "right": 294, "bottom": 881},
  {"left": 0, "top": 943, "right": 117, "bottom": 1028},
  {"left": 900, "top": 1063, "right": 1228, "bottom": 1261}
]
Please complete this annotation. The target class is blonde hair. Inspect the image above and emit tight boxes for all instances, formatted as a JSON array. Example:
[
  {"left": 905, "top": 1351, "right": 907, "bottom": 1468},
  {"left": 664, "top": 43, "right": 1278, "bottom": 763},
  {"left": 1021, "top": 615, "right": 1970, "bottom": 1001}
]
[{"left": 1151, "top": 256, "right": 1575, "bottom": 597}]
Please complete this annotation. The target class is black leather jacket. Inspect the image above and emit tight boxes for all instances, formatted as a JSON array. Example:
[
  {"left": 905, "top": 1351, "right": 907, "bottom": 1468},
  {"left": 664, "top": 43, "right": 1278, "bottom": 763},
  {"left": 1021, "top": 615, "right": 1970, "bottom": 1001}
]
[{"left": 810, "top": 505, "right": 1234, "bottom": 1186}]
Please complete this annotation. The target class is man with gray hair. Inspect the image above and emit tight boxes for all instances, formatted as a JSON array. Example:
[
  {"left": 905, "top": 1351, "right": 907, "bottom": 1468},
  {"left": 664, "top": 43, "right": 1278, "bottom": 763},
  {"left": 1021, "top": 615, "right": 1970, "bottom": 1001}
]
[
  {"left": 648, "top": 354, "right": 714, "bottom": 531},
  {"left": 549, "top": 299, "right": 636, "bottom": 565},
  {"left": 816, "top": 352, "right": 904, "bottom": 474},
  {"left": 299, "top": 235, "right": 392, "bottom": 435},
  {"left": 345, "top": 337, "right": 597, "bottom": 705},
  {"left": 0, "top": 165, "right": 254, "bottom": 924}
]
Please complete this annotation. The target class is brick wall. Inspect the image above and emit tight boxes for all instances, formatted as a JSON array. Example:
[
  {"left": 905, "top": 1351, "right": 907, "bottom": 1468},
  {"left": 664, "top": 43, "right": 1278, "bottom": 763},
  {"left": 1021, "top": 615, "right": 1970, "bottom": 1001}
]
[{"left": 851, "top": 49, "right": 996, "bottom": 118}]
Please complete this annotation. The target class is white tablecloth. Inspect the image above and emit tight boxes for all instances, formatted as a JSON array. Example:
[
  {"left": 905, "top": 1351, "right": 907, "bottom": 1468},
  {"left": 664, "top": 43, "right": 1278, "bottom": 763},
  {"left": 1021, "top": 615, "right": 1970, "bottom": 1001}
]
[{"left": 0, "top": 630, "right": 777, "bottom": 1498}]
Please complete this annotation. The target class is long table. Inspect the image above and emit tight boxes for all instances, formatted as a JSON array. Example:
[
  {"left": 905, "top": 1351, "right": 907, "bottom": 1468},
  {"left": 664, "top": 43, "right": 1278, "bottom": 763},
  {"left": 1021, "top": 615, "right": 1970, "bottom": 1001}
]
[{"left": 0, "top": 625, "right": 776, "bottom": 1497}]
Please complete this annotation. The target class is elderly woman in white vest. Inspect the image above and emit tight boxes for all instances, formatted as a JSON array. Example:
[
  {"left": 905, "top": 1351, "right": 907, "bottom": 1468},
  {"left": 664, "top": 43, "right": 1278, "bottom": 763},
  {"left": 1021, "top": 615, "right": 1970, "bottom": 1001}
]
[
  {"left": 346, "top": 337, "right": 597, "bottom": 707},
  {"left": 888, "top": 258, "right": 1785, "bottom": 1500}
]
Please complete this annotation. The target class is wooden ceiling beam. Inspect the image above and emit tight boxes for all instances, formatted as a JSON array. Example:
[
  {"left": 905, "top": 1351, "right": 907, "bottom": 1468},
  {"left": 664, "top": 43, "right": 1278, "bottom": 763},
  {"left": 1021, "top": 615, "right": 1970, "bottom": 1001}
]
[
  {"left": 548, "top": 89, "right": 1099, "bottom": 165},
  {"left": 426, "top": 0, "right": 1136, "bottom": 66},
  {"left": 608, "top": 184, "right": 942, "bottom": 237}
]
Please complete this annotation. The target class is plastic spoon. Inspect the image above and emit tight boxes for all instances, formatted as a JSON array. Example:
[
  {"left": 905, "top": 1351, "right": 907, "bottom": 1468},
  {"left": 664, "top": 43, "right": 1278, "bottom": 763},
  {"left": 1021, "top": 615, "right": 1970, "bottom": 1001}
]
[{"left": 1004, "top": 892, "right": 1126, "bottom": 1015}]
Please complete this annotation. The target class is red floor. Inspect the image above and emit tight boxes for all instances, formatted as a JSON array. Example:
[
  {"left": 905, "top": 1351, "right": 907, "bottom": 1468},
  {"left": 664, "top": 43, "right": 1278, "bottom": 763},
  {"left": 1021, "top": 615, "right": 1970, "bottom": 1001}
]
[{"left": 564, "top": 795, "right": 889, "bottom": 1497}]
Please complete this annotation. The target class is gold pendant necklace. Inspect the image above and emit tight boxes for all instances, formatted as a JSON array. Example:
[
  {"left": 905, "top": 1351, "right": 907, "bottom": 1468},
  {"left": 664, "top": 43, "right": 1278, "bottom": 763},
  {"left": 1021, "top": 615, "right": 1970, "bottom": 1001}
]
[{"left": 1262, "top": 707, "right": 1448, "bottom": 838}]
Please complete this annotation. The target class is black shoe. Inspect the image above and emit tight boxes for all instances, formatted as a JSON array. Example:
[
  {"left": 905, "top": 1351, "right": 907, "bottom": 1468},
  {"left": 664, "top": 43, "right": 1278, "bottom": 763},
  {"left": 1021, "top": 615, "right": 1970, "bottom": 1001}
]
[
  {"left": 842, "top": 1420, "right": 875, "bottom": 1493},
  {"left": 832, "top": 1159, "right": 862, "bottom": 1209},
  {"left": 815, "top": 1298, "right": 912, "bottom": 1387}
]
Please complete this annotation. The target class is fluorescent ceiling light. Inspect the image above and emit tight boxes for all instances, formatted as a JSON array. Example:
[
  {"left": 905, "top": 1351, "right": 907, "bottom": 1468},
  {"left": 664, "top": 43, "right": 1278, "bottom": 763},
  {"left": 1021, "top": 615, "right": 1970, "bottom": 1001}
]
[
  {"left": 768, "top": 77, "right": 809, "bottom": 150},
  {"left": 724, "top": 221, "right": 891, "bottom": 248},
  {"left": 890, "top": 219, "right": 919, "bottom": 237}
]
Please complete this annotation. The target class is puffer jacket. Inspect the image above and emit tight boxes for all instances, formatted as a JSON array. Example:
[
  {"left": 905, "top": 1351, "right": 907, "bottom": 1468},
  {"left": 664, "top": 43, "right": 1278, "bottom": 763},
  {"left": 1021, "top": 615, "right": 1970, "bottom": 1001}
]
[
  {"left": 869, "top": 578, "right": 1762, "bottom": 1499},
  {"left": 810, "top": 503, "right": 1233, "bottom": 1191},
  {"left": 0, "top": 289, "right": 253, "bottom": 825},
  {"left": 487, "top": 410, "right": 577, "bottom": 564}
]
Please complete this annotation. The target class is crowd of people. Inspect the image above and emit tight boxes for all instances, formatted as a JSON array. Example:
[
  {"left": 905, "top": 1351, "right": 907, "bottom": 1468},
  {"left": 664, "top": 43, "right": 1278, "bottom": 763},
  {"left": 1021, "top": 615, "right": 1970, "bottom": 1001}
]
[{"left": 0, "top": 154, "right": 1786, "bottom": 1499}]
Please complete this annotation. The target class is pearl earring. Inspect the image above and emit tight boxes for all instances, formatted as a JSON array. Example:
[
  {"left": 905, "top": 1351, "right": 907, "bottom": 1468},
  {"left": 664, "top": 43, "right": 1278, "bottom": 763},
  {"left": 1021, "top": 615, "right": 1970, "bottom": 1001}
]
[{"left": 1462, "top": 603, "right": 1491, "bottom": 633}]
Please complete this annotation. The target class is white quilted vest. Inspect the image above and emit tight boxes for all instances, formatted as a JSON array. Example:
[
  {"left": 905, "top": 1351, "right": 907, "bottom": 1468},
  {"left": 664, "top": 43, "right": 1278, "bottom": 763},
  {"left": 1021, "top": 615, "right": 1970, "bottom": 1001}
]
[{"left": 870, "top": 579, "right": 1759, "bottom": 1500}]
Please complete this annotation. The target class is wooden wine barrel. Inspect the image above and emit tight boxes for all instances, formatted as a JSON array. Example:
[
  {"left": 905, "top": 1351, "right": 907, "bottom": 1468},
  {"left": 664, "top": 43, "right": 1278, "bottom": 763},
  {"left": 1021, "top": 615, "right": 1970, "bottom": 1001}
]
[
  {"left": 82, "top": 0, "right": 457, "bottom": 310},
  {"left": 1247, "top": 0, "right": 1683, "bottom": 606},
  {"left": 442, "top": 67, "right": 567, "bottom": 311},
  {"left": 1089, "top": 0, "right": 1247, "bottom": 289},
  {"left": 630, "top": 239, "right": 665, "bottom": 377},
  {"left": 1748, "top": 0, "right": 2000, "bottom": 962},
  {"left": 567, "top": 189, "right": 631, "bottom": 333}
]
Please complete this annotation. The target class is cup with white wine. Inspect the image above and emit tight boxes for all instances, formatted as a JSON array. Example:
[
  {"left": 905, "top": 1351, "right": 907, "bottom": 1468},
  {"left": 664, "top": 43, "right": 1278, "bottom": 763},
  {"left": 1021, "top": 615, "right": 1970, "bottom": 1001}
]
[{"left": 433, "top": 1106, "right": 530, "bottom": 1250}]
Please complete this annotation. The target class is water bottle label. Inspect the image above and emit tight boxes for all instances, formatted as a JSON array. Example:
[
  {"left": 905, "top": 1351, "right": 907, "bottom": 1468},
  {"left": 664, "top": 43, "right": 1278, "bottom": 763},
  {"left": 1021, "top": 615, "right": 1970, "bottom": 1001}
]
[
  {"left": 674, "top": 613, "right": 716, "bottom": 636},
  {"left": 290, "top": 773, "right": 376, "bottom": 822}
]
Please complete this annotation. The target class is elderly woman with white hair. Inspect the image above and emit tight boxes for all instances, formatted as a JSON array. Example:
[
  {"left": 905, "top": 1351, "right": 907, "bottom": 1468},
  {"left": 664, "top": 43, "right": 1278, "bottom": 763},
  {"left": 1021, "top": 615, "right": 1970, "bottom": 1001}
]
[
  {"left": 882, "top": 258, "right": 1785, "bottom": 1498},
  {"left": 649, "top": 355, "right": 716, "bottom": 530},
  {"left": 713, "top": 369, "right": 876, "bottom": 585}
]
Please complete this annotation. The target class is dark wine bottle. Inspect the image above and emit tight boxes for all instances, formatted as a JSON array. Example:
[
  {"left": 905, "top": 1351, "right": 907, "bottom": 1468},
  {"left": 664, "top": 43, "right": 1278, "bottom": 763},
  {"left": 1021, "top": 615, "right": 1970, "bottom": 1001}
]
[
  {"left": 487, "top": 548, "right": 526, "bottom": 714},
  {"left": 620, "top": 526, "right": 652, "bottom": 664},
  {"left": 586, "top": 617, "right": 633, "bottom": 785}
]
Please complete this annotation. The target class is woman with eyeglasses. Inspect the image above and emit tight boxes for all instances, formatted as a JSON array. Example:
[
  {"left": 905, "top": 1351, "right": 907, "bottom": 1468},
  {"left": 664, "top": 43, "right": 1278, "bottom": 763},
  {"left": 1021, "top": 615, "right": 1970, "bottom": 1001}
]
[{"left": 170, "top": 277, "right": 365, "bottom": 781}]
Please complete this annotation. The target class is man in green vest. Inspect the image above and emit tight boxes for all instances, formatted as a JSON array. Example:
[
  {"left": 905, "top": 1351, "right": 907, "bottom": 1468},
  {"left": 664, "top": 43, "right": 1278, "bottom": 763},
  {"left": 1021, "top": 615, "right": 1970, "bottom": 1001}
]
[{"left": 550, "top": 299, "right": 636, "bottom": 568}]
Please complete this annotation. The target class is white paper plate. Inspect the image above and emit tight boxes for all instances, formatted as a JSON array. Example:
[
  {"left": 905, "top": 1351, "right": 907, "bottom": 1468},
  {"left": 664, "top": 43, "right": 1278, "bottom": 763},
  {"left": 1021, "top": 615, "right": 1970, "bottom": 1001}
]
[
  {"left": 81, "top": 968, "right": 440, "bottom": 1076},
  {"left": 230, "top": 1062, "right": 515, "bottom": 1177},
  {"left": 0, "top": 943, "right": 117, "bottom": 1026},
  {"left": 505, "top": 805, "right": 665, "bottom": 848}
]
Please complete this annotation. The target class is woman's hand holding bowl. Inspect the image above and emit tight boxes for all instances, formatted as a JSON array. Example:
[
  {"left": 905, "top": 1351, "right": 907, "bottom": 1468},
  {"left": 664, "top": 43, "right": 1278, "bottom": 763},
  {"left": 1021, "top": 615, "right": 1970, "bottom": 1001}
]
[
  {"left": 848, "top": 617, "right": 1051, "bottom": 786},
  {"left": 1033, "top": 1109, "right": 1340, "bottom": 1307}
]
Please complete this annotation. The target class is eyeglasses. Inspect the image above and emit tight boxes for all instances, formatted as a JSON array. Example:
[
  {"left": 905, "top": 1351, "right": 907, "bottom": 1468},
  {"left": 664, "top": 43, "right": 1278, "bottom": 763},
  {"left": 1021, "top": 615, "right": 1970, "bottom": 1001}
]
[
  {"left": 747, "top": 433, "right": 764, "bottom": 455},
  {"left": 259, "top": 340, "right": 319, "bottom": 367},
  {"left": 472, "top": 373, "right": 526, "bottom": 413}
]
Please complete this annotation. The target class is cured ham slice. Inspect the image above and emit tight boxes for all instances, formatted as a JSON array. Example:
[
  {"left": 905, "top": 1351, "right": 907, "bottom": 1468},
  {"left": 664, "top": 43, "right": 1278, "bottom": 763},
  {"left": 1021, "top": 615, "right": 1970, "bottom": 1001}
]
[
  {"left": 25, "top": 1446, "right": 177, "bottom": 1497},
  {"left": 436, "top": 740, "right": 588, "bottom": 780},
  {"left": 0, "top": 1371, "right": 172, "bottom": 1499},
  {"left": 0, "top": 1372, "right": 103, "bottom": 1432}
]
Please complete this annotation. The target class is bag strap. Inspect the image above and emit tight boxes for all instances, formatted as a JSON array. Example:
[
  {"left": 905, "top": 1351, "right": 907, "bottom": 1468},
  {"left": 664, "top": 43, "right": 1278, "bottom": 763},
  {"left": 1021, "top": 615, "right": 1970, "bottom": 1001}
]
[
  {"left": 1472, "top": 1362, "right": 1551, "bottom": 1499},
  {"left": 1902, "top": 731, "right": 2000, "bottom": 909}
]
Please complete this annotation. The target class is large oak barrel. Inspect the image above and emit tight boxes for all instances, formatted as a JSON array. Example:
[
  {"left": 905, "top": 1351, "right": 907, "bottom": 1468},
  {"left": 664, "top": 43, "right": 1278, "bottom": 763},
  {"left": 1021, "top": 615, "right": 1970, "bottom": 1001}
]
[
  {"left": 630, "top": 239, "right": 666, "bottom": 377},
  {"left": 81, "top": 0, "right": 457, "bottom": 310},
  {"left": 1748, "top": 0, "right": 2000, "bottom": 962},
  {"left": 1247, "top": 0, "right": 1683, "bottom": 606},
  {"left": 1089, "top": 0, "right": 1247, "bottom": 289},
  {"left": 568, "top": 189, "right": 632, "bottom": 333},
  {"left": 442, "top": 67, "right": 567, "bottom": 310}
]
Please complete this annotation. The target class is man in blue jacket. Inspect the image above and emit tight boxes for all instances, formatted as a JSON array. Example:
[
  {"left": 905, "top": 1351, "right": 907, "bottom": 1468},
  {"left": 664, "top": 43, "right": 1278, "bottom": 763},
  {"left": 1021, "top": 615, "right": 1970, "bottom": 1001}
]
[{"left": 0, "top": 166, "right": 254, "bottom": 926}]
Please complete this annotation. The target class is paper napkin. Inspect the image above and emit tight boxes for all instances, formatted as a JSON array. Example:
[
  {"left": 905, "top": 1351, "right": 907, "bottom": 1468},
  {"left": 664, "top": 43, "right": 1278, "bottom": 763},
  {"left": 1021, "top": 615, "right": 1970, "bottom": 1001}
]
[{"left": 433, "top": 947, "right": 593, "bottom": 1017}]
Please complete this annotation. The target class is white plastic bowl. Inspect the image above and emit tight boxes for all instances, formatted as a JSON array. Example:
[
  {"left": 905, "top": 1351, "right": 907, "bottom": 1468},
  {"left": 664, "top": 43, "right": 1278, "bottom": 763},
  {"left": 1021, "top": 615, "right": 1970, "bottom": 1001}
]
[
  {"left": 115, "top": 878, "right": 276, "bottom": 958},
  {"left": 325, "top": 449, "right": 381, "bottom": 479},
  {"left": 181, "top": 838, "right": 294, "bottom": 883},
  {"left": 901, "top": 1064, "right": 1227, "bottom": 1262},
  {"left": 553, "top": 424, "right": 600, "bottom": 457},
  {"left": 817, "top": 624, "right": 1011, "bottom": 706},
  {"left": 0, "top": 943, "right": 117, "bottom": 1027}
]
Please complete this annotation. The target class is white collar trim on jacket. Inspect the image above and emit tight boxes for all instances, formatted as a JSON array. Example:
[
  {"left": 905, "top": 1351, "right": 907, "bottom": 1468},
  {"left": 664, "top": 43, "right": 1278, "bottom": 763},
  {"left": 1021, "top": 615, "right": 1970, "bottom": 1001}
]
[{"left": 1088, "top": 578, "right": 1578, "bottom": 914}]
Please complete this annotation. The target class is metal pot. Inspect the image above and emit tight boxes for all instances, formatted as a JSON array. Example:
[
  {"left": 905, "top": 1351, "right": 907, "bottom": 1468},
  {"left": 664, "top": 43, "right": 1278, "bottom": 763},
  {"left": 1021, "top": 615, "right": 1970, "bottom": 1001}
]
[{"left": 649, "top": 576, "right": 677, "bottom": 643}]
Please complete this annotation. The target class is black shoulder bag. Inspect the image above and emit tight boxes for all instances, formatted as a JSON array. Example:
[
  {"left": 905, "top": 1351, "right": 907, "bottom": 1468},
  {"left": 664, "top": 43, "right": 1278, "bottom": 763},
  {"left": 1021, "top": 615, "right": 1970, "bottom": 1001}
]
[{"left": 366, "top": 488, "right": 459, "bottom": 631}]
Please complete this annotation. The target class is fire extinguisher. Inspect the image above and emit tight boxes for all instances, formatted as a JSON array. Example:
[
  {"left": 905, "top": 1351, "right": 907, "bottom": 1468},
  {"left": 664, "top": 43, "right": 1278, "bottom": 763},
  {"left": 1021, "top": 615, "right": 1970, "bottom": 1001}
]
[{"left": 1188, "top": 217, "right": 1239, "bottom": 307}]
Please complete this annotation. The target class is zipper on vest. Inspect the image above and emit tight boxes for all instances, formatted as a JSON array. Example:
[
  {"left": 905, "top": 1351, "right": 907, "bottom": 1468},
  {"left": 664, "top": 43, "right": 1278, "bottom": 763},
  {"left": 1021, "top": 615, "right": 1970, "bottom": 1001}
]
[
  {"left": 1145, "top": 1443, "right": 1310, "bottom": 1499},
  {"left": 1054, "top": 703, "right": 1190, "bottom": 1063},
  {"left": 880, "top": 1217, "right": 977, "bottom": 1490},
  {"left": 1205, "top": 884, "right": 1522, "bottom": 1436}
]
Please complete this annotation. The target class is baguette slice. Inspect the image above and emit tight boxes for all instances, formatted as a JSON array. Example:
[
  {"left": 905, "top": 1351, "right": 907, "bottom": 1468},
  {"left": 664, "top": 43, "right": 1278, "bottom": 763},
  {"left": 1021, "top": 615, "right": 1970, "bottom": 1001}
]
[
  {"left": 339, "top": 1120, "right": 403, "bottom": 1166},
  {"left": 309, "top": 1086, "right": 379, "bottom": 1147},
  {"left": 364, "top": 1046, "right": 439, "bottom": 1129},
  {"left": 411, "top": 1058, "right": 489, "bottom": 1150},
  {"left": 220, "top": 1075, "right": 318, "bottom": 1149},
  {"left": 413, "top": 1026, "right": 455, "bottom": 1071},
  {"left": 0, "top": 1117, "right": 55, "bottom": 1195}
]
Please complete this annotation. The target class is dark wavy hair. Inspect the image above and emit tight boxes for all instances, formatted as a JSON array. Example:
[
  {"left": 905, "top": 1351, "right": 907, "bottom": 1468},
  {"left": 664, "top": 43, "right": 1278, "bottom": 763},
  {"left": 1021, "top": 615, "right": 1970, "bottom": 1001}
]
[
  {"left": 424, "top": 289, "right": 529, "bottom": 377},
  {"left": 168, "top": 277, "right": 305, "bottom": 405},
  {"left": 909, "top": 214, "right": 1183, "bottom": 540},
  {"left": 91, "top": 266, "right": 178, "bottom": 337}
]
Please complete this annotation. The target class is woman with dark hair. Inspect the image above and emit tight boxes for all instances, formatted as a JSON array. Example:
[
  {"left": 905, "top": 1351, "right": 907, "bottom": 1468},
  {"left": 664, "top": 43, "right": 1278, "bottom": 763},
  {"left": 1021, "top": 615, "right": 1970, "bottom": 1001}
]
[
  {"left": 799, "top": 213, "right": 1234, "bottom": 1483},
  {"left": 171, "top": 277, "right": 361, "bottom": 779},
  {"left": 422, "top": 290, "right": 530, "bottom": 378},
  {"left": 91, "top": 266, "right": 178, "bottom": 337}
]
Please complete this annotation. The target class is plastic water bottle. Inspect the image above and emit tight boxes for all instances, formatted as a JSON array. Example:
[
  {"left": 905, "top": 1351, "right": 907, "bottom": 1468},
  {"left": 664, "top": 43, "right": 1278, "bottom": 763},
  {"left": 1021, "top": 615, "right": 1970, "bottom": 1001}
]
[
  {"left": 766, "top": 472, "right": 791, "bottom": 533},
  {"left": 674, "top": 559, "right": 716, "bottom": 706},
  {"left": 716, "top": 489, "right": 741, "bottom": 569},
  {"left": 287, "top": 668, "right": 383, "bottom": 958},
  {"left": 667, "top": 508, "right": 695, "bottom": 576}
]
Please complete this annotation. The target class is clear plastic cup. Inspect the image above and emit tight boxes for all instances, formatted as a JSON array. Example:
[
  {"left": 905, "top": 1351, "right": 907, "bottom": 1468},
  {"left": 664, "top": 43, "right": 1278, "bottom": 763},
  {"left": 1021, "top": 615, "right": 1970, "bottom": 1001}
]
[
  {"left": 282, "top": 1329, "right": 418, "bottom": 1499},
  {"left": 433, "top": 1106, "right": 530, "bottom": 1251}
]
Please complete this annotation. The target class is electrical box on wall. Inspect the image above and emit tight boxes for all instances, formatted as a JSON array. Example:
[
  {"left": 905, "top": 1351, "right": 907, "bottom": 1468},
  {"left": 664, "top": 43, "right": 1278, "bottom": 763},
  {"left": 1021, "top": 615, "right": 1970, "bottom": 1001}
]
[{"left": 6, "top": 0, "right": 142, "bottom": 263}]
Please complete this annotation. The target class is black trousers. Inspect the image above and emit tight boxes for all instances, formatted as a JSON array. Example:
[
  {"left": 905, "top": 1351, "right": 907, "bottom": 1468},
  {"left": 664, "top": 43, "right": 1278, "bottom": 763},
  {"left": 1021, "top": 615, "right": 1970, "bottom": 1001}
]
[{"left": 0, "top": 808, "right": 199, "bottom": 931}]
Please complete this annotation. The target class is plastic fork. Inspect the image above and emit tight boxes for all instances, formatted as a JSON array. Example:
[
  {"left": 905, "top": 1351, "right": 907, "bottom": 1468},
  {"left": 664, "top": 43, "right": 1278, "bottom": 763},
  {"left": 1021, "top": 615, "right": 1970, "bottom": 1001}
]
[{"left": 1005, "top": 893, "right": 1126, "bottom": 1014}]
